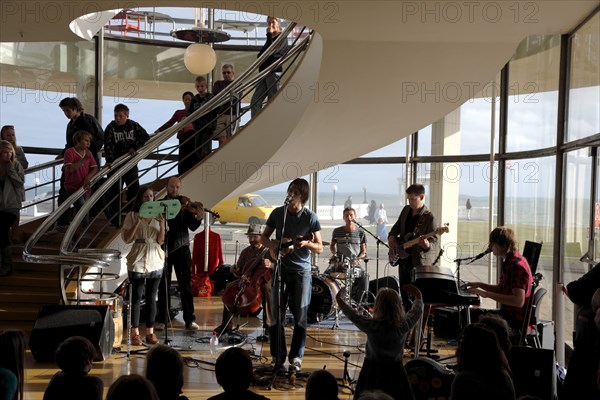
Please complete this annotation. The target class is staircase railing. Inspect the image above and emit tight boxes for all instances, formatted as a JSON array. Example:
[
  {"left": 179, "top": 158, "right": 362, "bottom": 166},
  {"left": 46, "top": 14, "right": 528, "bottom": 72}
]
[{"left": 22, "top": 22, "right": 313, "bottom": 304}]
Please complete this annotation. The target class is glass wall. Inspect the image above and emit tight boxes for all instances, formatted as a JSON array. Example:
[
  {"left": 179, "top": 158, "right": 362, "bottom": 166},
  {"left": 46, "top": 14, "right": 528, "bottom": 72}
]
[
  {"left": 563, "top": 148, "right": 593, "bottom": 344},
  {"left": 0, "top": 40, "right": 97, "bottom": 198},
  {"left": 504, "top": 156, "right": 556, "bottom": 321},
  {"left": 567, "top": 12, "right": 600, "bottom": 142},
  {"left": 506, "top": 35, "right": 561, "bottom": 152}
]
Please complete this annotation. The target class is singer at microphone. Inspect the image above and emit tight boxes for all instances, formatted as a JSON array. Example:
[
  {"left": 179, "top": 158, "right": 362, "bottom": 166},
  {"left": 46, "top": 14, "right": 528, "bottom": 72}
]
[
  {"left": 284, "top": 194, "right": 293, "bottom": 205},
  {"left": 472, "top": 247, "right": 492, "bottom": 261},
  {"left": 463, "top": 226, "right": 534, "bottom": 344}
]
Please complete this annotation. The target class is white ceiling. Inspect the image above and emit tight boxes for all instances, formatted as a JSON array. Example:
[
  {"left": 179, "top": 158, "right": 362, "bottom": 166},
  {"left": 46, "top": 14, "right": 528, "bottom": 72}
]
[{"left": 1, "top": 1, "right": 597, "bottom": 205}]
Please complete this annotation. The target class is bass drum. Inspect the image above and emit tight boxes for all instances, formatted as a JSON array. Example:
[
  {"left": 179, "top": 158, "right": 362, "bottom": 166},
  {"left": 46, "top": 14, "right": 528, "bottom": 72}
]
[{"left": 308, "top": 275, "right": 340, "bottom": 324}]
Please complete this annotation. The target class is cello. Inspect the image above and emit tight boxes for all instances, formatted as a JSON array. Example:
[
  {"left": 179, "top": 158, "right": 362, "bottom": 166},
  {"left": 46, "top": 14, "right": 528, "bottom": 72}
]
[
  {"left": 222, "top": 234, "right": 313, "bottom": 315},
  {"left": 222, "top": 247, "right": 271, "bottom": 315}
]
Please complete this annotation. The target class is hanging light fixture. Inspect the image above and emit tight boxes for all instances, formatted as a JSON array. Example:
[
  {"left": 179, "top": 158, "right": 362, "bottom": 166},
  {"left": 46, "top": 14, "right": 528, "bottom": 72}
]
[
  {"left": 172, "top": 27, "right": 230, "bottom": 75},
  {"left": 183, "top": 43, "right": 217, "bottom": 75}
]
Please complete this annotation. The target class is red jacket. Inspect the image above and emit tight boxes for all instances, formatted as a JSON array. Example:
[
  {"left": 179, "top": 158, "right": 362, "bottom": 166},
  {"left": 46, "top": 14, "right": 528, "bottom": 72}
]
[{"left": 191, "top": 230, "right": 224, "bottom": 275}]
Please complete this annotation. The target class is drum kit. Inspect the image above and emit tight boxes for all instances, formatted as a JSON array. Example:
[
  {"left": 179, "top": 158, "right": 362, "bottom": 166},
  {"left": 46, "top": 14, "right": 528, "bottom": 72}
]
[{"left": 307, "top": 254, "right": 372, "bottom": 326}]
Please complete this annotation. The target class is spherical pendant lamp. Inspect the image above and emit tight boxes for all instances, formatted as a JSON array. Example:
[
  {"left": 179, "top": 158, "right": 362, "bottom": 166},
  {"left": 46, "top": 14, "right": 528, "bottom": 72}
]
[{"left": 183, "top": 43, "right": 217, "bottom": 75}]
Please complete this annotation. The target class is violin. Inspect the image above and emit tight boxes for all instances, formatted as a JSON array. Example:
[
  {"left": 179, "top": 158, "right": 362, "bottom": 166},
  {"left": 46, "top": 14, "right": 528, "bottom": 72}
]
[{"left": 180, "top": 196, "right": 220, "bottom": 219}]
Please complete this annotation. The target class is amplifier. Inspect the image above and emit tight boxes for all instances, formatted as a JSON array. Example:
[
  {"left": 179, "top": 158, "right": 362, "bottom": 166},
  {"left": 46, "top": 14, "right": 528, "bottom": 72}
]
[{"left": 433, "top": 307, "right": 460, "bottom": 340}]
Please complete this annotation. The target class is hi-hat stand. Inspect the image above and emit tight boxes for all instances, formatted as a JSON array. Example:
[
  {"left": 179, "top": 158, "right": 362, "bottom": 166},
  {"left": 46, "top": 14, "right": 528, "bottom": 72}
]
[{"left": 353, "top": 219, "right": 388, "bottom": 296}]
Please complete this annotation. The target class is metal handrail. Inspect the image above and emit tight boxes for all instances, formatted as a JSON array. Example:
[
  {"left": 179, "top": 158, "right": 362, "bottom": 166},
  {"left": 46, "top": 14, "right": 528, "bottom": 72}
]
[
  {"left": 21, "top": 21, "right": 312, "bottom": 303},
  {"left": 61, "top": 22, "right": 308, "bottom": 257}
]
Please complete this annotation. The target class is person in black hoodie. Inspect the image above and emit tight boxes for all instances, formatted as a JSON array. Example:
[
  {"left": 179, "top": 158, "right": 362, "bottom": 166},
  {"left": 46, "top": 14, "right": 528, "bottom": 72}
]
[
  {"left": 250, "top": 16, "right": 288, "bottom": 118},
  {"left": 56, "top": 97, "right": 104, "bottom": 228},
  {"left": 185, "top": 76, "right": 216, "bottom": 171},
  {"left": 104, "top": 103, "right": 149, "bottom": 223}
]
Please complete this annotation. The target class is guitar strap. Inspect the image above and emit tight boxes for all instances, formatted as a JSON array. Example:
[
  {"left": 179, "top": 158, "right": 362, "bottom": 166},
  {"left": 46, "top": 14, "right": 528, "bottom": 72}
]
[{"left": 413, "top": 208, "right": 428, "bottom": 237}]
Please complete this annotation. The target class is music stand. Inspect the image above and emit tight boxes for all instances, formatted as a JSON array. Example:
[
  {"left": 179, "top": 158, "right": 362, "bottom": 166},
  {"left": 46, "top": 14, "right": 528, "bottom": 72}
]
[{"left": 140, "top": 199, "right": 181, "bottom": 346}]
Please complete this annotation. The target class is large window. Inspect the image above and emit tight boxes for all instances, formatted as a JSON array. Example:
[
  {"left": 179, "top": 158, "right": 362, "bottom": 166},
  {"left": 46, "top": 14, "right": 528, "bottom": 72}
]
[
  {"left": 505, "top": 156, "right": 555, "bottom": 321},
  {"left": 563, "top": 148, "right": 593, "bottom": 345},
  {"left": 506, "top": 35, "right": 561, "bottom": 152},
  {"left": 567, "top": 12, "right": 600, "bottom": 142}
]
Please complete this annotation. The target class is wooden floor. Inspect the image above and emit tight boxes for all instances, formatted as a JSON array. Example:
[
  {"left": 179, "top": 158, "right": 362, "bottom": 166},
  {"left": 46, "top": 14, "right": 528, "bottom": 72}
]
[{"left": 23, "top": 296, "right": 457, "bottom": 400}]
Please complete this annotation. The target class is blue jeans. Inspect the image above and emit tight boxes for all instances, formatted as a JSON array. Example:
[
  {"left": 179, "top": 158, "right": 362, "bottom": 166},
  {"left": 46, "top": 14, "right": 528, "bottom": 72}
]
[
  {"left": 250, "top": 72, "right": 282, "bottom": 117},
  {"left": 270, "top": 269, "right": 312, "bottom": 364}
]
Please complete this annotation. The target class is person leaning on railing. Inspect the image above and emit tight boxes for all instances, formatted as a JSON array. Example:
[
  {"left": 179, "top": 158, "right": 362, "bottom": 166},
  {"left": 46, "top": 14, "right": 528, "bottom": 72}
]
[
  {"left": 0, "top": 140, "right": 24, "bottom": 277},
  {"left": 0, "top": 125, "right": 27, "bottom": 244}
]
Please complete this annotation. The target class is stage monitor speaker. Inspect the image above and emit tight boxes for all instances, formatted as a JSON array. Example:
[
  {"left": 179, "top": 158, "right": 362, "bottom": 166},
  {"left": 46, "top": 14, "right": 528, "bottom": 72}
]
[
  {"left": 369, "top": 276, "right": 400, "bottom": 294},
  {"left": 508, "top": 346, "right": 556, "bottom": 400},
  {"left": 433, "top": 307, "right": 460, "bottom": 340},
  {"left": 29, "top": 305, "right": 115, "bottom": 362}
]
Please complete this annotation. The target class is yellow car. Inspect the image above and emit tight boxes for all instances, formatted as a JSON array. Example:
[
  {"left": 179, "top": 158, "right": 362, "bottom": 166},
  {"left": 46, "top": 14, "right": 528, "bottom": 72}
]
[{"left": 212, "top": 194, "right": 275, "bottom": 225}]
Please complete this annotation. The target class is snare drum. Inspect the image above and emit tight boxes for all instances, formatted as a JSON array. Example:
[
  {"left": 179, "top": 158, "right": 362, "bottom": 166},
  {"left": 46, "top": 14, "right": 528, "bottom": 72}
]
[
  {"left": 326, "top": 256, "right": 350, "bottom": 279},
  {"left": 308, "top": 275, "right": 340, "bottom": 323}
]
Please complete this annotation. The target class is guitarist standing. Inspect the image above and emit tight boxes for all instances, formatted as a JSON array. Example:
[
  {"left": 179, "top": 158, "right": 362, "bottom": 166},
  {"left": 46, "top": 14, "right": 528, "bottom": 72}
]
[
  {"left": 388, "top": 184, "right": 439, "bottom": 308},
  {"left": 261, "top": 178, "right": 323, "bottom": 373}
]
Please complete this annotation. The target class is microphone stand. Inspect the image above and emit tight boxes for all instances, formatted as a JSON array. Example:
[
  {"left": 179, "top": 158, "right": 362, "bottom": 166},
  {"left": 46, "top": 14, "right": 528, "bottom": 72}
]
[
  {"left": 452, "top": 253, "right": 483, "bottom": 329},
  {"left": 139, "top": 199, "right": 181, "bottom": 347},
  {"left": 353, "top": 220, "right": 389, "bottom": 294},
  {"left": 268, "top": 198, "right": 291, "bottom": 390}
]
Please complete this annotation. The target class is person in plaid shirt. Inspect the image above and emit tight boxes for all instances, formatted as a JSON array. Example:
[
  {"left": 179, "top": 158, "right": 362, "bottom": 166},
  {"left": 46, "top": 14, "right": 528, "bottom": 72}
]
[{"left": 465, "top": 226, "right": 533, "bottom": 343}]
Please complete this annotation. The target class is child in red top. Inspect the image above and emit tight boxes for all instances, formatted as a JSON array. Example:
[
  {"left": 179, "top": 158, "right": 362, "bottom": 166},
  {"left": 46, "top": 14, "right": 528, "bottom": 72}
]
[{"left": 63, "top": 130, "right": 98, "bottom": 226}]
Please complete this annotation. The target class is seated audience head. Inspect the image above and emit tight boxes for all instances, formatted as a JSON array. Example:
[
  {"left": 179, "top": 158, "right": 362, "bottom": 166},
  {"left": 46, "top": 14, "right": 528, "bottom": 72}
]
[
  {"left": 106, "top": 374, "right": 159, "bottom": 400},
  {"left": 356, "top": 389, "right": 394, "bottom": 400},
  {"left": 305, "top": 369, "right": 339, "bottom": 400},
  {"left": 478, "top": 314, "right": 512, "bottom": 355},
  {"left": 373, "top": 287, "right": 405, "bottom": 328},
  {"left": 593, "top": 288, "right": 600, "bottom": 330},
  {"left": 55, "top": 336, "right": 97, "bottom": 374},
  {"left": 215, "top": 347, "right": 253, "bottom": 392},
  {"left": 146, "top": 344, "right": 185, "bottom": 400},
  {"left": 456, "top": 323, "right": 504, "bottom": 373},
  {"left": 0, "top": 330, "right": 26, "bottom": 400}
]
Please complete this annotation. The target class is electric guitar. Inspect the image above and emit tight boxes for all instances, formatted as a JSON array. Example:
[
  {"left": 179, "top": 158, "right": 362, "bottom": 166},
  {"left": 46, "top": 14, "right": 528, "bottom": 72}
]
[{"left": 389, "top": 225, "right": 449, "bottom": 267}]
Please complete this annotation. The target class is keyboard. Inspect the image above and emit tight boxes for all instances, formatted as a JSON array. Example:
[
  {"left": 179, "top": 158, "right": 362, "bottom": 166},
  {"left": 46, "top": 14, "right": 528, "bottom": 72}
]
[{"left": 413, "top": 266, "right": 480, "bottom": 306}]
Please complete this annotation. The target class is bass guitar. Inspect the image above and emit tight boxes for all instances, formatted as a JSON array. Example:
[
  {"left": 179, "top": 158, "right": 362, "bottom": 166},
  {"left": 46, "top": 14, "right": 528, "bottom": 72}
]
[{"left": 389, "top": 225, "right": 449, "bottom": 266}]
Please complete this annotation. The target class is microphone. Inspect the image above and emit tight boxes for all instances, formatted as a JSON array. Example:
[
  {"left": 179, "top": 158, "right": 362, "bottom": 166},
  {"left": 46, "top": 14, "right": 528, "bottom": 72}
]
[
  {"left": 473, "top": 247, "right": 492, "bottom": 261},
  {"left": 284, "top": 195, "right": 293, "bottom": 205}
]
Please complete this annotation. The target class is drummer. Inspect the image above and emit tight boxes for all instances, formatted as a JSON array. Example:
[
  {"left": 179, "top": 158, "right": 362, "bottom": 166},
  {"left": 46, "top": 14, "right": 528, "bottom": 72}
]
[{"left": 330, "top": 207, "right": 368, "bottom": 302}]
